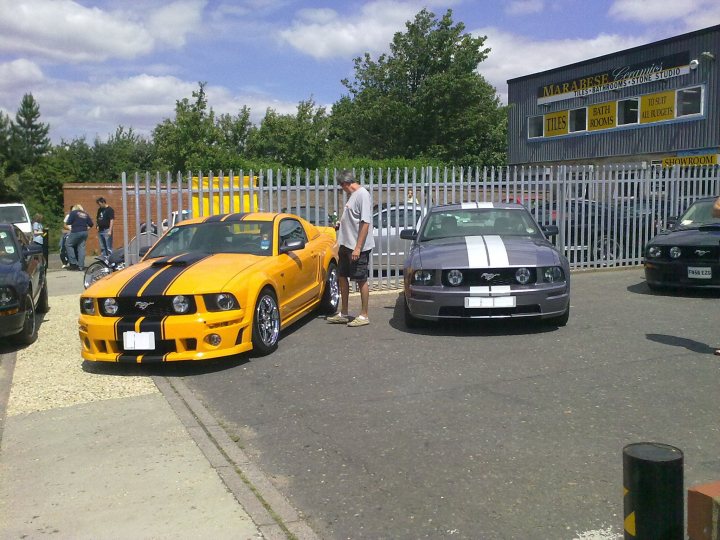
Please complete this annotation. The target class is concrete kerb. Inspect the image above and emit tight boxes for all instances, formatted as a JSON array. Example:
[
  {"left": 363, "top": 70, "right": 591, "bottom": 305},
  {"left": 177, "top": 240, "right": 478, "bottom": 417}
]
[{"left": 154, "top": 376, "right": 321, "bottom": 540}]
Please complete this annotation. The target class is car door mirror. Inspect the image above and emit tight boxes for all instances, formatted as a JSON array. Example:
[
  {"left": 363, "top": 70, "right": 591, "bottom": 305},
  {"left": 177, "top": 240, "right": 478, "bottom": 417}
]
[
  {"left": 666, "top": 217, "right": 677, "bottom": 230},
  {"left": 400, "top": 229, "right": 417, "bottom": 240},
  {"left": 279, "top": 239, "right": 305, "bottom": 254},
  {"left": 541, "top": 225, "right": 559, "bottom": 237}
]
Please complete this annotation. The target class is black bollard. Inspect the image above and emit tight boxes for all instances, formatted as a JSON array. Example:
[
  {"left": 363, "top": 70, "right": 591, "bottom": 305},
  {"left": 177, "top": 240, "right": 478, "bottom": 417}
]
[{"left": 623, "top": 442, "right": 683, "bottom": 539}]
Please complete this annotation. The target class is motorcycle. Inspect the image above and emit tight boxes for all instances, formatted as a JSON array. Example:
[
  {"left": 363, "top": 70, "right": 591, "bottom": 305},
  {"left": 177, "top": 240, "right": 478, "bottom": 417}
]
[
  {"left": 83, "top": 231, "right": 159, "bottom": 289},
  {"left": 83, "top": 247, "right": 126, "bottom": 289}
]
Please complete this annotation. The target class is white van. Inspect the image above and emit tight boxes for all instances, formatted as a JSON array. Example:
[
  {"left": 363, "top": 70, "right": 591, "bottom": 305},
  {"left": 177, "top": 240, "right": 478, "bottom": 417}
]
[{"left": 0, "top": 203, "right": 33, "bottom": 240}]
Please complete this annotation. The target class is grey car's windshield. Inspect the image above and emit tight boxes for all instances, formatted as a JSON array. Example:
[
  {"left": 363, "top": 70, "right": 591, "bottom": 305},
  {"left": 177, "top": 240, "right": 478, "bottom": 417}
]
[
  {"left": 146, "top": 221, "right": 274, "bottom": 258},
  {"left": 420, "top": 208, "right": 542, "bottom": 240},
  {"left": 676, "top": 200, "right": 720, "bottom": 229}
]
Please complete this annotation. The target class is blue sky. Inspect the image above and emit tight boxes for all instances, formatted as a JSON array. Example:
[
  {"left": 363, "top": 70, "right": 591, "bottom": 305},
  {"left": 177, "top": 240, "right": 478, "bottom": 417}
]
[{"left": 1, "top": 0, "right": 719, "bottom": 143}]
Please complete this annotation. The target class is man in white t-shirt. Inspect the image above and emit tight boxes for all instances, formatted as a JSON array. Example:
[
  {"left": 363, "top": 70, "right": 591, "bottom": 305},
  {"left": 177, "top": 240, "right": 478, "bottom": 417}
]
[{"left": 327, "top": 170, "right": 374, "bottom": 327}]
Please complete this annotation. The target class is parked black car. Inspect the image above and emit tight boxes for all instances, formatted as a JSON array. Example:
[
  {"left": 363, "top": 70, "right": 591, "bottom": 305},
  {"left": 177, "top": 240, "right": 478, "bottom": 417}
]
[
  {"left": 0, "top": 223, "right": 48, "bottom": 344},
  {"left": 644, "top": 197, "right": 720, "bottom": 290}
]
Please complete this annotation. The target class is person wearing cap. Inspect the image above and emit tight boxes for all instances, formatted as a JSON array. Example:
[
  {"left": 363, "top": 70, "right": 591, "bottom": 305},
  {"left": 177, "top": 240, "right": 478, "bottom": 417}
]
[
  {"left": 326, "top": 169, "right": 375, "bottom": 327},
  {"left": 95, "top": 197, "right": 115, "bottom": 258}
]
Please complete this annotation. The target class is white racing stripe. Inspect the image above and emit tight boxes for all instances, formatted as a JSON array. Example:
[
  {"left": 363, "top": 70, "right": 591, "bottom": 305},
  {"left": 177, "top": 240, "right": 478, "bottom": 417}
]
[
  {"left": 465, "top": 236, "right": 489, "bottom": 267},
  {"left": 484, "top": 235, "right": 509, "bottom": 266}
]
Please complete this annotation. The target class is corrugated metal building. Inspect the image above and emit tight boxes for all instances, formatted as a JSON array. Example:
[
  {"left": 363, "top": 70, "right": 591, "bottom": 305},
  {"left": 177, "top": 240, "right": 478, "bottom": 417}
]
[{"left": 507, "top": 24, "right": 719, "bottom": 167}]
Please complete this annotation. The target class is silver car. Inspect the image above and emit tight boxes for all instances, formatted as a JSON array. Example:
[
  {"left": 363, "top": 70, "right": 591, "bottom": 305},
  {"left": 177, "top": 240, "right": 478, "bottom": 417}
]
[
  {"left": 371, "top": 204, "right": 425, "bottom": 271},
  {"left": 401, "top": 202, "right": 570, "bottom": 327}
]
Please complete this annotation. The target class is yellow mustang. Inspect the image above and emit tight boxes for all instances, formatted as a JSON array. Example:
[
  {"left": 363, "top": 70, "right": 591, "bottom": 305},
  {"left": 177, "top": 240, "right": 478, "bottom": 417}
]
[{"left": 79, "top": 212, "right": 339, "bottom": 363}]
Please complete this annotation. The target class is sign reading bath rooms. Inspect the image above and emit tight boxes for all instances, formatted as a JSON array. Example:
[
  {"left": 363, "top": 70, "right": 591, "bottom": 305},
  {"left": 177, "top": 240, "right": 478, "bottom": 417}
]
[{"left": 537, "top": 52, "right": 690, "bottom": 105}]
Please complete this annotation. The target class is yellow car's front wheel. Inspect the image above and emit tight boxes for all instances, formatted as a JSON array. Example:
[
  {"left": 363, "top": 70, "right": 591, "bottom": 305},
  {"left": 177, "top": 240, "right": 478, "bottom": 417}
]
[{"left": 252, "top": 288, "right": 280, "bottom": 355}]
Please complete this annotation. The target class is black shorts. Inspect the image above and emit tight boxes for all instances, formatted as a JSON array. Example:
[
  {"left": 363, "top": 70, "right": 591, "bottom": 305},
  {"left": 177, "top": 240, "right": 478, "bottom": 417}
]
[{"left": 338, "top": 245, "right": 371, "bottom": 281}]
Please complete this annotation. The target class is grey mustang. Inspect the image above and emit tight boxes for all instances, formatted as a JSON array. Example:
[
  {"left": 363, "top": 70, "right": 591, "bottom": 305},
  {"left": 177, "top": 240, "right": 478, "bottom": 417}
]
[{"left": 400, "top": 202, "right": 571, "bottom": 327}]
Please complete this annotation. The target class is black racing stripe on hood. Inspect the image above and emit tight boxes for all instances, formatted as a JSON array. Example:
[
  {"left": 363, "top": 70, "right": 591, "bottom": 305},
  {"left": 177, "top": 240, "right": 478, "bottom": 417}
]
[
  {"left": 220, "top": 213, "right": 248, "bottom": 222},
  {"left": 118, "top": 255, "right": 175, "bottom": 297},
  {"left": 140, "top": 252, "right": 213, "bottom": 296}
]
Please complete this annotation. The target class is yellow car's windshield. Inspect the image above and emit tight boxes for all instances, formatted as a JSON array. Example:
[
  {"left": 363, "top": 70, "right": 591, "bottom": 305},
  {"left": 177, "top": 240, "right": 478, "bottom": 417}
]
[{"left": 146, "top": 221, "right": 274, "bottom": 258}]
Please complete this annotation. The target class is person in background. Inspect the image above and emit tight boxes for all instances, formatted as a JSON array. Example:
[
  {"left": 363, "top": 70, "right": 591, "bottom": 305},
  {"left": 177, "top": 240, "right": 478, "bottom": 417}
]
[
  {"left": 59, "top": 206, "right": 71, "bottom": 268},
  {"left": 65, "top": 204, "right": 94, "bottom": 271},
  {"left": 95, "top": 197, "right": 115, "bottom": 257},
  {"left": 326, "top": 169, "right": 375, "bottom": 327},
  {"left": 32, "top": 213, "right": 44, "bottom": 245}
]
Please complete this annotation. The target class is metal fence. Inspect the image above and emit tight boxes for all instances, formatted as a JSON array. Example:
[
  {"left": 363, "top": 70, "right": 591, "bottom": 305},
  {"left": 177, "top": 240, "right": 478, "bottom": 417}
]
[{"left": 121, "top": 165, "right": 720, "bottom": 289}]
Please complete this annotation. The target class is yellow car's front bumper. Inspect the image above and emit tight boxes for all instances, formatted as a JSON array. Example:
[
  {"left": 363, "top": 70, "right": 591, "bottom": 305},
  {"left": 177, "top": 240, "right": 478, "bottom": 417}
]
[{"left": 79, "top": 309, "right": 253, "bottom": 363}]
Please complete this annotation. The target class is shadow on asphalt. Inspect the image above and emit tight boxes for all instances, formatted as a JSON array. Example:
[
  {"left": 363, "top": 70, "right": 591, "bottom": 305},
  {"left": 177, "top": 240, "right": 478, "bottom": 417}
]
[
  {"left": 646, "top": 333, "right": 716, "bottom": 355},
  {"left": 627, "top": 280, "right": 720, "bottom": 298},
  {"left": 386, "top": 292, "right": 562, "bottom": 337}
]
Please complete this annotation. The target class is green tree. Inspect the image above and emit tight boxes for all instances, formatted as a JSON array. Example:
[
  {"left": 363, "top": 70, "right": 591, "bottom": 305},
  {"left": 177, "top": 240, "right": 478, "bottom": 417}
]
[
  {"left": 247, "top": 98, "right": 329, "bottom": 169},
  {"left": 333, "top": 8, "right": 507, "bottom": 165},
  {"left": 153, "top": 82, "right": 221, "bottom": 172},
  {"left": 10, "top": 93, "right": 51, "bottom": 172},
  {"left": 92, "top": 126, "right": 157, "bottom": 181}
]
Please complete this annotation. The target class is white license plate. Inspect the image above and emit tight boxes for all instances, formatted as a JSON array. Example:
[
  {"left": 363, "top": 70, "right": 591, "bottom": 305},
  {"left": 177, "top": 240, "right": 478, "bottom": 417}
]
[
  {"left": 123, "top": 331, "right": 156, "bottom": 350},
  {"left": 465, "top": 296, "right": 517, "bottom": 308},
  {"left": 688, "top": 267, "right": 712, "bottom": 279}
]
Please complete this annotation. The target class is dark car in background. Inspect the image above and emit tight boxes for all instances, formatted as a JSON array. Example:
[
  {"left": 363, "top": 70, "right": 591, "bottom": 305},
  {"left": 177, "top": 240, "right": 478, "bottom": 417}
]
[
  {"left": 532, "top": 198, "right": 662, "bottom": 265},
  {"left": 282, "top": 206, "right": 332, "bottom": 226},
  {"left": 0, "top": 223, "right": 48, "bottom": 344},
  {"left": 401, "top": 202, "right": 570, "bottom": 327},
  {"left": 644, "top": 197, "right": 720, "bottom": 290}
]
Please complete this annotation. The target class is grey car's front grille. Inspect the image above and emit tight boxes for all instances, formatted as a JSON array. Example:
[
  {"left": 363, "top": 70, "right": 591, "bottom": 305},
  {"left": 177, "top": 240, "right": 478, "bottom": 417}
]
[{"left": 442, "top": 268, "right": 537, "bottom": 287}]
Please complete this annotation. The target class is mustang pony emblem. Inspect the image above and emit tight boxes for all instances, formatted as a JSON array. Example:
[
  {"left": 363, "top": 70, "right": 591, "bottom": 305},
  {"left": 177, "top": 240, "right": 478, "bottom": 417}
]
[
  {"left": 694, "top": 249, "right": 710, "bottom": 256},
  {"left": 135, "top": 301, "right": 155, "bottom": 310},
  {"left": 481, "top": 272, "right": 500, "bottom": 281}
]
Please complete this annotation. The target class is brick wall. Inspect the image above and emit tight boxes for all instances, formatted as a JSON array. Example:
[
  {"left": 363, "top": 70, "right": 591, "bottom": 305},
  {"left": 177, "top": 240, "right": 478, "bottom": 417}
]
[{"left": 63, "top": 183, "right": 177, "bottom": 256}]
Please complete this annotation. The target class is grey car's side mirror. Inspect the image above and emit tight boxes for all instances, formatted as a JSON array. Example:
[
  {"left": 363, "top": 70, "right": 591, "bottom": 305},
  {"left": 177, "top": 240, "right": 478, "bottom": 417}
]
[
  {"left": 541, "top": 225, "right": 559, "bottom": 237},
  {"left": 400, "top": 229, "right": 417, "bottom": 240}
]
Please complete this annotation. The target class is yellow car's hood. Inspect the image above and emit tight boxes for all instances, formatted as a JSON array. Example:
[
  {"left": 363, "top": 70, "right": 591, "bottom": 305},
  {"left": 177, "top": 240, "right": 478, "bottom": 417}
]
[{"left": 85, "top": 252, "right": 266, "bottom": 296}]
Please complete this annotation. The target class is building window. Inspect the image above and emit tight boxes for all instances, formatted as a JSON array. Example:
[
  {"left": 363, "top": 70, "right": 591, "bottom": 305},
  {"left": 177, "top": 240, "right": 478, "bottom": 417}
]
[
  {"left": 617, "top": 98, "right": 639, "bottom": 125},
  {"left": 569, "top": 108, "right": 587, "bottom": 132},
  {"left": 528, "top": 116, "right": 543, "bottom": 138},
  {"left": 677, "top": 86, "right": 702, "bottom": 116}
]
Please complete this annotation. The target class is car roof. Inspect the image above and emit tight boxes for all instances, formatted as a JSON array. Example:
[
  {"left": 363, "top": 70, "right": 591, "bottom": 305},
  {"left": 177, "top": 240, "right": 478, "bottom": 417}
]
[
  {"left": 429, "top": 202, "right": 527, "bottom": 213},
  {"left": 175, "top": 212, "right": 302, "bottom": 226}
]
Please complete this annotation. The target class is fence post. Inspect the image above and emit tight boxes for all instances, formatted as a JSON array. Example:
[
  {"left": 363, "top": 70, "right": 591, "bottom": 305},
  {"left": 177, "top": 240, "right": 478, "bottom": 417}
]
[{"left": 623, "top": 442, "right": 684, "bottom": 539}]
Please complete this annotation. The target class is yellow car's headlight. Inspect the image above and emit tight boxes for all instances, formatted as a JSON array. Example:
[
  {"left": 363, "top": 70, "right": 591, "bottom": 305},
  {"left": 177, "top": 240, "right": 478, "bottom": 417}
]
[{"left": 80, "top": 297, "right": 95, "bottom": 315}]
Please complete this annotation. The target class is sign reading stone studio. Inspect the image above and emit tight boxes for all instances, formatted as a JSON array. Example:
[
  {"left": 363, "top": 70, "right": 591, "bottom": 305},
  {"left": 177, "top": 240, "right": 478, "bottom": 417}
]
[{"left": 537, "top": 52, "right": 690, "bottom": 105}]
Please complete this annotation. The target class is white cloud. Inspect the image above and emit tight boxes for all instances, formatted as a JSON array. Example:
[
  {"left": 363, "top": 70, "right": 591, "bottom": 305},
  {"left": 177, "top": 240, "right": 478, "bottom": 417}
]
[
  {"left": 609, "top": 0, "right": 720, "bottom": 28},
  {"left": 0, "top": 60, "right": 45, "bottom": 92},
  {"left": 0, "top": 0, "right": 205, "bottom": 63},
  {"left": 279, "top": 1, "right": 431, "bottom": 59},
  {"left": 147, "top": 0, "right": 206, "bottom": 48},
  {"left": 476, "top": 27, "right": 648, "bottom": 102},
  {"left": 5, "top": 72, "right": 297, "bottom": 142},
  {"left": 505, "top": 0, "right": 545, "bottom": 16}
]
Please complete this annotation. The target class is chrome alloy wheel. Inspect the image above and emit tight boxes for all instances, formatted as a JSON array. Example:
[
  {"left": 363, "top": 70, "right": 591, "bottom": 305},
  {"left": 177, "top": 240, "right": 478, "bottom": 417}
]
[{"left": 255, "top": 293, "right": 280, "bottom": 348}]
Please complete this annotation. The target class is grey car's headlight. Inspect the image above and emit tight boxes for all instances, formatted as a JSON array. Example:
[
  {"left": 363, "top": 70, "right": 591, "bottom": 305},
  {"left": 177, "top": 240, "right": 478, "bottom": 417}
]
[
  {"left": 412, "top": 270, "right": 434, "bottom": 285},
  {"left": 172, "top": 295, "right": 190, "bottom": 314},
  {"left": 647, "top": 246, "right": 662, "bottom": 258},
  {"left": 0, "top": 286, "right": 16, "bottom": 307},
  {"left": 80, "top": 297, "right": 96, "bottom": 315},
  {"left": 543, "top": 267, "right": 564, "bottom": 283},
  {"left": 515, "top": 267, "right": 531, "bottom": 285},
  {"left": 447, "top": 269, "right": 463, "bottom": 286},
  {"left": 669, "top": 247, "right": 681, "bottom": 259},
  {"left": 103, "top": 298, "right": 119, "bottom": 316}
]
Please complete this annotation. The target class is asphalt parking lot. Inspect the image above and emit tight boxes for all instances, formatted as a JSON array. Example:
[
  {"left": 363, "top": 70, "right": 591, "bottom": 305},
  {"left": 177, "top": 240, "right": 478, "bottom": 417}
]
[{"left": 173, "top": 267, "right": 720, "bottom": 539}]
